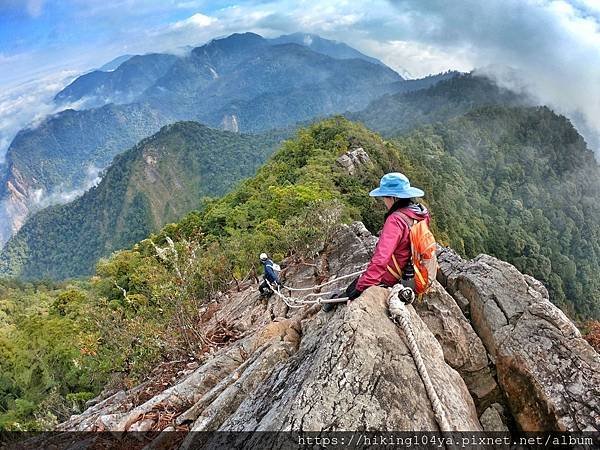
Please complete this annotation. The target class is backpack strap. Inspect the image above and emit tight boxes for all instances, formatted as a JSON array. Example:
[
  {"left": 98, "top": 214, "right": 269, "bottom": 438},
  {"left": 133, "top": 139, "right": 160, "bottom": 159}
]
[
  {"left": 394, "top": 210, "right": 418, "bottom": 228},
  {"left": 387, "top": 254, "right": 403, "bottom": 281},
  {"left": 397, "top": 211, "right": 429, "bottom": 289},
  {"left": 385, "top": 210, "right": 416, "bottom": 281}
]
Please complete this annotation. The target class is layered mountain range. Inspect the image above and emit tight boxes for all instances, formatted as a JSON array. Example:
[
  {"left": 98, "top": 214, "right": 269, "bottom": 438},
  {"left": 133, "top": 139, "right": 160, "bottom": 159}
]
[
  {"left": 2, "top": 31, "right": 600, "bottom": 325},
  {"left": 1, "top": 32, "right": 425, "bottom": 245},
  {"left": 0, "top": 73, "right": 515, "bottom": 280},
  {"left": 0, "top": 123, "right": 285, "bottom": 278}
]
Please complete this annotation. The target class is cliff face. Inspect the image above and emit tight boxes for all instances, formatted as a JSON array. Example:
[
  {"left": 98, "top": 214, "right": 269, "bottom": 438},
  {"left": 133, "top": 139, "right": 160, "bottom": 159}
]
[
  {"left": 48, "top": 222, "right": 599, "bottom": 444},
  {"left": 0, "top": 165, "right": 32, "bottom": 245},
  {"left": 437, "top": 249, "right": 600, "bottom": 431}
]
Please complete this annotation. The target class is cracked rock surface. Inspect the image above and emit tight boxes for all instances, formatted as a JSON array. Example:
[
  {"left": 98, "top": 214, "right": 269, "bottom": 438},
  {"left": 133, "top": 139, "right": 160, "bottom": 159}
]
[
  {"left": 46, "top": 224, "right": 600, "bottom": 447},
  {"left": 219, "top": 286, "right": 481, "bottom": 432},
  {"left": 438, "top": 248, "right": 600, "bottom": 431}
]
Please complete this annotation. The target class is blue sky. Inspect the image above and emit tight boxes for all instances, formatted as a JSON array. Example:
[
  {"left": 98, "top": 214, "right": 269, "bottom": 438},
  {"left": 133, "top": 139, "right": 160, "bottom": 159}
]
[
  {"left": 1, "top": 0, "right": 600, "bottom": 155},
  {"left": 3, "top": 0, "right": 596, "bottom": 85},
  {"left": 0, "top": 1, "right": 230, "bottom": 86}
]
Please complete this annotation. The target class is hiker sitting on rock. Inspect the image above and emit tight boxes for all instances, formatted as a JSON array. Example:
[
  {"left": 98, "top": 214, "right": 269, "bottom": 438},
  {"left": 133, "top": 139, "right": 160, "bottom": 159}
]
[
  {"left": 259, "top": 253, "right": 281, "bottom": 298},
  {"left": 323, "top": 172, "right": 429, "bottom": 311}
]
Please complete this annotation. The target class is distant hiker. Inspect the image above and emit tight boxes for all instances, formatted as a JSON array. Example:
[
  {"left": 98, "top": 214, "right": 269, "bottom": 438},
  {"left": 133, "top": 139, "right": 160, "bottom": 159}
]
[
  {"left": 259, "top": 253, "right": 281, "bottom": 298},
  {"left": 323, "top": 172, "right": 433, "bottom": 311}
]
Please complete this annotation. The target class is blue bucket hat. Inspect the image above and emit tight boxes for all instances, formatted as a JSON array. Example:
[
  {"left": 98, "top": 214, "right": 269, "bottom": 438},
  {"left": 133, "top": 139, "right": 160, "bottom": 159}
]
[{"left": 369, "top": 172, "right": 425, "bottom": 198}]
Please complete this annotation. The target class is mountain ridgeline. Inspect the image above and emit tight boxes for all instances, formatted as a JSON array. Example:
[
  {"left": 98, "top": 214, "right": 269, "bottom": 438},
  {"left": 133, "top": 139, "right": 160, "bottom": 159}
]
[
  {"left": 56, "top": 33, "right": 389, "bottom": 106},
  {"left": 0, "top": 103, "right": 171, "bottom": 246},
  {"left": 352, "top": 72, "right": 525, "bottom": 136},
  {"left": 54, "top": 53, "right": 179, "bottom": 107},
  {"left": 0, "top": 32, "right": 599, "bottom": 323},
  {"left": 3, "top": 101, "right": 600, "bottom": 320},
  {"left": 0, "top": 123, "right": 284, "bottom": 279},
  {"left": 0, "top": 32, "right": 409, "bottom": 246},
  {"left": 0, "top": 74, "right": 516, "bottom": 280},
  {"left": 1, "top": 116, "right": 600, "bottom": 431}
]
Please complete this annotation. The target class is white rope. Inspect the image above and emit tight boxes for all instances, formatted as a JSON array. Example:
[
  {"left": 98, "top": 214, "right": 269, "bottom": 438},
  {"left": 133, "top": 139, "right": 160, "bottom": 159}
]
[
  {"left": 387, "top": 285, "right": 452, "bottom": 432},
  {"left": 265, "top": 280, "right": 349, "bottom": 307},
  {"left": 266, "top": 272, "right": 451, "bottom": 431},
  {"left": 258, "top": 267, "right": 366, "bottom": 308},
  {"left": 294, "top": 295, "right": 350, "bottom": 304},
  {"left": 282, "top": 269, "right": 366, "bottom": 292},
  {"left": 297, "top": 290, "right": 340, "bottom": 298},
  {"left": 267, "top": 283, "right": 305, "bottom": 308}
]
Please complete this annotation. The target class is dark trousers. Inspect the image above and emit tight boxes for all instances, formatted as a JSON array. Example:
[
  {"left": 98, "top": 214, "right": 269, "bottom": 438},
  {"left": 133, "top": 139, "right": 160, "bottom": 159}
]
[
  {"left": 259, "top": 278, "right": 280, "bottom": 295},
  {"left": 259, "top": 279, "right": 271, "bottom": 295}
]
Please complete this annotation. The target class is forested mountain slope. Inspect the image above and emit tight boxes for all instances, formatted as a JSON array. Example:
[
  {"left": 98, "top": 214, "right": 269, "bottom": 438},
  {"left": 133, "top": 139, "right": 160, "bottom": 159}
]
[
  {"left": 1, "top": 116, "right": 599, "bottom": 432},
  {"left": 0, "top": 122, "right": 284, "bottom": 279},
  {"left": 54, "top": 53, "right": 178, "bottom": 106},
  {"left": 352, "top": 73, "right": 526, "bottom": 136},
  {"left": 0, "top": 32, "right": 404, "bottom": 245},
  {"left": 0, "top": 102, "right": 171, "bottom": 246},
  {"left": 395, "top": 106, "right": 600, "bottom": 318}
]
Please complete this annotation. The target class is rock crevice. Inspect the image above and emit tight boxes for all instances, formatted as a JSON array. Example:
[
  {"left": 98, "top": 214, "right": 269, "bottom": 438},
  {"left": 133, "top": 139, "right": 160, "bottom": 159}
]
[
  {"left": 49, "top": 223, "right": 600, "bottom": 446},
  {"left": 438, "top": 247, "right": 600, "bottom": 431}
]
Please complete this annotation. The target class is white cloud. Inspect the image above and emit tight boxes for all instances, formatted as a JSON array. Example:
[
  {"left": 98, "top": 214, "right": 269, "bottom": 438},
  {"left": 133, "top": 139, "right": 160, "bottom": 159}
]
[
  {"left": 3, "top": 0, "right": 600, "bottom": 154},
  {"left": 384, "top": 0, "right": 600, "bottom": 150},
  {"left": 143, "top": 13, "right": 223, "bottom": 52},
  {"left": 360, "top": 39, "right": 473, "bottom": 78},
  {"left": 26, "top": 0, "right": 45, "bottom": 17},
  {"left": 145, "top": 0, "right": 600, "bottom": 150},
  {"left": 171, "top": 12, "right": 217, "bottom": 29},
  {"left": 0, "top": 70, "right": 80, "bottom": 161},
  {"left": 33, "top": 164, "right": 103, "bottom": 207}
]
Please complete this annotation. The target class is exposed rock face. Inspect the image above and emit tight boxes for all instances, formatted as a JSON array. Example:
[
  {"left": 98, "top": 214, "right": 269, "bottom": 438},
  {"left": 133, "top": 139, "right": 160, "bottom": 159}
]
[
  {"left": 221, "top": 114, "right": 240, "bottom": 132},
  {"left": 480, "top": 403, "right": 509, "bottom": 432},
  {"left": 219, "top": 286, "right": 481, "bottom": 432},
  {"left": 0, "top": 166, "right": 32, "bottom": 246},
  {"left": 438, "top": 247, "right": 600, "bottom": 432},
  {"left": 335, "top": 147, "right": 370, "bottom": 175},
  {"left": 47, "top": 224, "right": 599, "bottom": 446},
  {"left": 414, "top": 281, "right": 500, "bottom": 413}
]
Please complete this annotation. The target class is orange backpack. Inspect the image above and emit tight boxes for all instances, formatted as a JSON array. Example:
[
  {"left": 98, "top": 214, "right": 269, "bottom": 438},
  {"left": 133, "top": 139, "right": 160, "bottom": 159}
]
[{"left": 393, "top": 211, "right": 438, "bottom": 295}]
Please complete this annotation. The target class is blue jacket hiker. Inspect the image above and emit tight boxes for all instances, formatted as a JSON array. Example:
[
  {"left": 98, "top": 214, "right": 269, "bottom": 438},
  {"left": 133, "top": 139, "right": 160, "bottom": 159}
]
[{"left": 259, "top": 253, "right": 281, "bottom": 297}]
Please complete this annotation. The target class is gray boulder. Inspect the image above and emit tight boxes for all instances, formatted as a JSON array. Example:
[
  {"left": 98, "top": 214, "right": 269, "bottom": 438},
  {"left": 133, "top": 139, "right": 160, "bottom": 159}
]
[
  {"left": 438, "top": 249, "right": 600, "bottom": 431},
  {"left": 414, "top": 281, "right": 500, "bottom": 412},
  {"left": 336, "top": 147, "right": 371, "bottom": 175},
  {"left": 220, "top": 286, "right": 482, "bottom": 432}
]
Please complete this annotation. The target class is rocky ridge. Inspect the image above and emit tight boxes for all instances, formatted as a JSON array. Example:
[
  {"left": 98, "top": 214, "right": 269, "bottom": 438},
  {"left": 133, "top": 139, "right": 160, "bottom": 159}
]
[{"left": 32, "top": 220, "right": 599, "bottom": 447}]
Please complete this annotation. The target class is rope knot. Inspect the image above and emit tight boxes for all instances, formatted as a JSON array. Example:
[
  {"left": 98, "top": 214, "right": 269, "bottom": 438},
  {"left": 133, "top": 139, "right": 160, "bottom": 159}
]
[
  {"left": 388, "top": 284, "right": 415, "bottom": 311},
  {"left": 388, "top": 287, "right": 406, "bottom": 320},
  {"left": 387, "top": 284, "right": 452, "bottom": 432}
]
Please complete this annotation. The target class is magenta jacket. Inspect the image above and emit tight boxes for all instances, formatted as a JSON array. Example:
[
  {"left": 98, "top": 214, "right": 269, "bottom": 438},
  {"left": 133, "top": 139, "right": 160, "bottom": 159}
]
[{"left": 356, "top": 204, "right": 430, "bottom": 292}]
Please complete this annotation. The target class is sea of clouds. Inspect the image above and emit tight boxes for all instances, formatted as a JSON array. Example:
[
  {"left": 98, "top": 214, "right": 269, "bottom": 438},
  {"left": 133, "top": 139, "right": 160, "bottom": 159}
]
[{"left": 0, "top": 71, "right": 81, "bottom": 162}]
